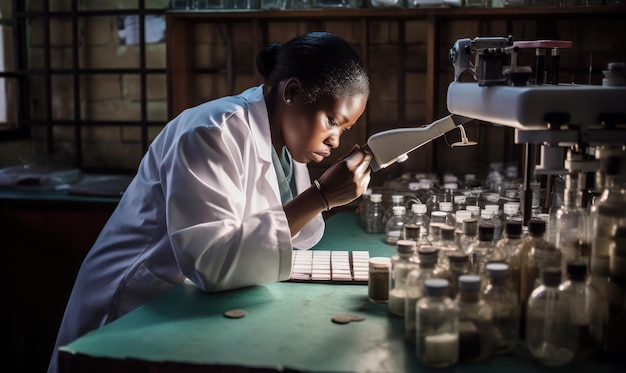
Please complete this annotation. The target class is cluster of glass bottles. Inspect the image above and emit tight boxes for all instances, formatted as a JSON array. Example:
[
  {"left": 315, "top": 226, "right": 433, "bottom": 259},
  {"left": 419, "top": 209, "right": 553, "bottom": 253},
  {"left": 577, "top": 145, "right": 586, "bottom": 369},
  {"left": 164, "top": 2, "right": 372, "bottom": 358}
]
[{"left": 362, "top": 150, "right": 626, "bottom": 365}]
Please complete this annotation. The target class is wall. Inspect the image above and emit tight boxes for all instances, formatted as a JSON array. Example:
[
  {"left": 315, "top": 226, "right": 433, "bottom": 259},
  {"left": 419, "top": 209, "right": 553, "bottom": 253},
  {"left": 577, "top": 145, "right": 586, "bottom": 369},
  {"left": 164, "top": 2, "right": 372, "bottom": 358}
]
[{"left": 2, "top": 4, "right": 625, "bottom": 184}]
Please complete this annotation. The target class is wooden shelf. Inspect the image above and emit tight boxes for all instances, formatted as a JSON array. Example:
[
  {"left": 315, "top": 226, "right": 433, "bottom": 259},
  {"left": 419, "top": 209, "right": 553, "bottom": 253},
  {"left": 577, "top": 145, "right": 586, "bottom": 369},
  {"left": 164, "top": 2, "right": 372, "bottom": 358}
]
[{"left": 166, "top": 6, "right": 626, "bottom": 20}]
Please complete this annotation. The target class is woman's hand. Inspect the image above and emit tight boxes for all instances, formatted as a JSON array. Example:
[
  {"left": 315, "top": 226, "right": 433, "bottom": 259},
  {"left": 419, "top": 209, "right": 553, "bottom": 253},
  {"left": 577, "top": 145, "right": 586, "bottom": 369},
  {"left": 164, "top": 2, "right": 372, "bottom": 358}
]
[{"left": 317, "top": 144, "right": 372, "bottom": 209}]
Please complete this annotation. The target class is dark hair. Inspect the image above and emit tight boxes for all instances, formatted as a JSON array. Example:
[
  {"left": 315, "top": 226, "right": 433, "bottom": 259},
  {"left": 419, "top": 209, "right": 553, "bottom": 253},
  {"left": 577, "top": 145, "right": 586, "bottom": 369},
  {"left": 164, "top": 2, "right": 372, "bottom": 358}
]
[{"left": 256, "top": 31, "right": 369, "bottom": 104}]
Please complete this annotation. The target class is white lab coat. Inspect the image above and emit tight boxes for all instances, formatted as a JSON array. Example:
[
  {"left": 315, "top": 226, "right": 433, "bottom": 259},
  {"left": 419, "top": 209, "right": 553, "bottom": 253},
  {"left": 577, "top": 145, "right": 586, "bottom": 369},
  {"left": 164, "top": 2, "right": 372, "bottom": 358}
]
[{"left": 47, "top": 85, "right": 325, "bottom": 373}]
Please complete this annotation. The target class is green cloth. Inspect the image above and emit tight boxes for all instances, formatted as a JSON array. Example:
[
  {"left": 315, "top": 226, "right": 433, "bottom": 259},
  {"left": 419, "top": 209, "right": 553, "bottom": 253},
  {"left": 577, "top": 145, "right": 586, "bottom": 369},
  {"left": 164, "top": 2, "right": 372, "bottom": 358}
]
[
  {"left": 59, "top": 212, "right": 617, "bottom": 373},
  {"left": 271, "top": 145, "right": 296, "bottom": 204}
]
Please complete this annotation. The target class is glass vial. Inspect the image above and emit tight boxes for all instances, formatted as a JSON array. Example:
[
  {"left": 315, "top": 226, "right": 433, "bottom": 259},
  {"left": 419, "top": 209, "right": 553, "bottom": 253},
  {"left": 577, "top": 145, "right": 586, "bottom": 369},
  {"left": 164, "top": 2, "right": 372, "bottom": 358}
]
[
  {"left": 559, "top": 260, "right": 595, "bottom": 360},
  {"left": 555, "top": 172, "right": 590, "bottom": 275},
  {"left": 415, "top": 279, "right": 459, "bottom": 368},
  {"left": 389, "top": 240, "right": 418, "bottom": 317},
  {"left": 405, "top": 246, "right": 439, "bottom": 343},
  {"left": 368, "top": 257, "right": 391, "bottom": 303},
  {"left": 483, "top": 263, "right": 519, "bottom": 354},
  {"left": 456, "top": 275, "right": 494, "bottom": 364},
  {"left": 409, "top": 203, "right": 430, "bottom": 238},
  {"left": 358, "top": 188, "right": 372, "bottom": 228},
  {"left": 386, "top": 206, "right": 408, "bottom": 246},
  {"left": 467, "top": 224, "right": 497, "bottom": 276},
  {"left": 526, "top": 268, "right": 575, "bottom": 367},
  {"left": 365, "top": 193, "right": 385, "bottom": 234}
]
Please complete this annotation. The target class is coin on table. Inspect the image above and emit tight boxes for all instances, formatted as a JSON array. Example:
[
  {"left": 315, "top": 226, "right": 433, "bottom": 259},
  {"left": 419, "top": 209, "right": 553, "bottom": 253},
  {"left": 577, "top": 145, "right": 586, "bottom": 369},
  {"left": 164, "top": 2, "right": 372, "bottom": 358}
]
[
  {"left": 331, "top": 314, "right": 353, "bottom": 324},
  {"left": 331, "top": 313, "right": 366, "bottom": 324},
  {"left": 224, "top": 309, "right": 247, "bottom": 319},
  {"left": 347, "top": 314, "right": 366, "bottom": 322}
]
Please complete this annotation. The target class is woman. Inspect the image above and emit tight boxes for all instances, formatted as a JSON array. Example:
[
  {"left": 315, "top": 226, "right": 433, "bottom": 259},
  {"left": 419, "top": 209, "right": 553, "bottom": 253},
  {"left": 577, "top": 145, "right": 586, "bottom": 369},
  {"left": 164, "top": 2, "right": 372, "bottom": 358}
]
[{"left": 48, "top": 31, "right": 371, "bottom": 373}]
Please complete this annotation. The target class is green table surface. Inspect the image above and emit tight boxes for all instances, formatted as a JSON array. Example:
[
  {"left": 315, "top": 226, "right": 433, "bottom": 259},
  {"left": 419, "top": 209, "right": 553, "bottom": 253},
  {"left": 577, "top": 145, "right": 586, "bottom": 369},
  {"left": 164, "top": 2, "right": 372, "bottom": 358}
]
[{"left": 59, "top": 212, "right": 622, "bottom": 373}]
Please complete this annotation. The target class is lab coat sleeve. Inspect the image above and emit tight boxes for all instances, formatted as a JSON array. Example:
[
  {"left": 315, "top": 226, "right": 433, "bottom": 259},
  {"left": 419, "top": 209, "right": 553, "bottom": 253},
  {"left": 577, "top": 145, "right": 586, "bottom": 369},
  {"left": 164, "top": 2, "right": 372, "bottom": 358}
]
[{"left": 161, "top": 118, "right": 292, "bottom": 293}]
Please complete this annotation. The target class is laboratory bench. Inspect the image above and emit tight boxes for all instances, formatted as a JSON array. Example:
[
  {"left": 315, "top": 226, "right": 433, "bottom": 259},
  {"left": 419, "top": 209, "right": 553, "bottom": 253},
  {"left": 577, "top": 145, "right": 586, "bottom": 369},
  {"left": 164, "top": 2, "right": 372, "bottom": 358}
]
[
  {"left": 1, "top": 177, "right": 128, "bottom": 372},
  {"left": 57, "top": 212, "right": 622, "bottom": 373}
]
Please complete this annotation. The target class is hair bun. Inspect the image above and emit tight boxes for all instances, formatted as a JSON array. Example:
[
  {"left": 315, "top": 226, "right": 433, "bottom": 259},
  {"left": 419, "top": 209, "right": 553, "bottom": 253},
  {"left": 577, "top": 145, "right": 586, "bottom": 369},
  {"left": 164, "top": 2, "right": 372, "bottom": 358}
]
[{"left": 256, "top": 43, "right": 281, "bottom": 80}]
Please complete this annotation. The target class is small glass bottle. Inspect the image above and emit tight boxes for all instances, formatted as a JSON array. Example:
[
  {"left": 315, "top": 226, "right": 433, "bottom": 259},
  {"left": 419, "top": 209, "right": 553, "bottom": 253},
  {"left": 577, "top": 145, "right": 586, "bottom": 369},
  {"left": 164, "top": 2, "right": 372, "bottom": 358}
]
[
  {"left": 409, "top": 203, "right": 430, "bottom": 238},
  {"left": 435, "top": 224, "right": 463, "bottom": 270},
  {"left": 365, "top": 193, "right": 385, "bottom": 234},
  {"left": 386, "top": 205, "right": 408, "bottom": 246},
  {"left": 404, "top": 223, "right": 431, "bottom": 250},
  {"left": 439, "top": 202, "right": 456, "bottom": 227},
  {"left": 459, "top": 218, "right": 478, "bottom": 253},
  {"left": 415, "top": 278, "right": 459, "bottom": 368},
  {"left": 358, "top": 188, "right": 372, "bottom": 228},
  {"left": 447, "top": 252, "right": 472, "bottom": 299},
  {"left": 368, "top": 257, "right": 391, "bottom": 303},
  {"left": 591, "top": 155, "right": 626, "bottom": 260},
  {"left": 456, "top": 275, "right": 494, "bottom": 364},
  {"left": 527, "top": 226, "right": 562, "bottom": 294},
  {"left": 429, "top": 223, "right": 443, "bottom": 246},
  {"left": 383, "top": 194, "right": 405, "bottom": 227},
  {"left": 607, "top": 225, "right": 626, "bottom": 360},
  {"left": 483, "top": 263, "right": 519, "bottom": 355},
  {"left": 405, "top": 246, "right": 440, "bottom": 343},
  {"left": 389, "top": 240, "right": 418, "bottom": 317},
  {"left": 556, "top": 172, "right": 590, "bottom": 276},
  {"left": 526, "top": 268, "right": 576, "bottom": 367},
  {"left": 559, "top": 260, "right": 595, "bottom": 360},
  {"left": 455, "top": 210, "right": 473, "bottom": 233},
  {"left": 587, "top": 256, "right": 610, "bottom": 354},
  {"left": 497, "top": 221, "right": 524, "bottom": 297},
  {"left": 503, "top": 202, "right": 523, "bottom": 224},
  {"left": 467, "top": 224, "right": 496, "bottom": 276},
  {"left": 485, "top": 204, "right": 504, "bottom": 243},
  {"left": 519, "top": 219, "right": 553, "bottom": 307}
]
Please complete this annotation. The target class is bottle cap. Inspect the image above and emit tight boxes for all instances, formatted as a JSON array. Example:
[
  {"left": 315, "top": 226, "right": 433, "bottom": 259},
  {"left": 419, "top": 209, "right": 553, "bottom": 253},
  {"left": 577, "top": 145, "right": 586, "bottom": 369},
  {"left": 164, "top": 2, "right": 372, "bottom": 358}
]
[
  {"left": 459, "top": 275, "right": 482, "bottom": 291},
  {"left": 403, "top": 224, "right": 421, "bottom": 240},
  {"left": 542, "top": 267, "right": 562, "bottom": 286},
  {"left": 370, "top": 193, "right": 382, "bottom": 203},
  {"left": 462, "top": 218, "right": 478, "bottom": 235},
  {"left": 440, "top": 225, "right": 456, "bottom": 241},
  {"left": 424, "top": 278, "right": 449, "bottom": 297},
  {"left": 448, "top": 252, "right": 469, "bottom": 263},
  {"left": 431, "top": 211, "right": 447, "bottom": 220},
  {"left": 504, "top": 221, "right": 523, "bottom": 236},
  {"left": 439, "top": 202, "right": 453, "bottom": 212},
  {"left": 368, "top": 257, "right": 391, "bottom": 269},
  {"left": 477, "top": 224, "right": 495, "bottom": 241},
  {"left": 417, "top": 246, "right": 439, "bottom": 262},
  {"left": 486, "top": 263, "right": 509, "bottom": 278},
  {"left": 456, "top": 210, "right": 473, "bottom": 223},
  {"left": 466, "top": 205, "right": 480, "bottom": 213},
  {"left": 485, "top": 204, "right": 500, "bottom": 212},
  {"left": 391, "top": 194, "right": 405, "bottom": 203},
  {"left": 392, "top": 206, "right": 406, "bottom": 215},
  {"left": 528, "top": 219, "right": 546, "bottom": 236},
  {"left": 396, "top": 240, "right": 416, "bottom": 254},
  {"left": 412, "top": 203, "right": 427, "bottom": 214},
  {"left": 480, "top": 209, "right": 495, "bottom": 220},
  {"left": 566, "top": 260, "right": 588, "bottom": 281},
  {"left": 503, "top": 202, "right": 520, "bottom": 215}
]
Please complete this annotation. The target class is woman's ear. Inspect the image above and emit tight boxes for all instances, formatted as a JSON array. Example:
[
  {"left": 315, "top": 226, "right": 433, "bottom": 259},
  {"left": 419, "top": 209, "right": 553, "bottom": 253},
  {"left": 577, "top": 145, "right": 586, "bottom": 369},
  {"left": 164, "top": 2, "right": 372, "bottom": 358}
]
[{"left": 283, "top": 78, "right": 302, "bottom": 105}]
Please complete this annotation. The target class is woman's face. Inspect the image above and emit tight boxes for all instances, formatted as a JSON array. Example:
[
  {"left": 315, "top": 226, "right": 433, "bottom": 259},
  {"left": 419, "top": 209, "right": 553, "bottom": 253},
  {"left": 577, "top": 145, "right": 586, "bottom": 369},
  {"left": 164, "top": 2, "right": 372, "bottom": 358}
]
[{"left": 281, "top": 89, "right": 368, "bottom": 164}]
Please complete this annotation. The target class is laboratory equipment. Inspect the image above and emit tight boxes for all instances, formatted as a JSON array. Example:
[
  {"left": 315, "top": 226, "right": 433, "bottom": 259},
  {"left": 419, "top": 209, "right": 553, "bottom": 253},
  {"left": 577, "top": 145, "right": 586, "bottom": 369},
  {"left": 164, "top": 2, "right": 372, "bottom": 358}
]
[
  {"left": 389, "top": 240, "right": 418, "bottom": 317},
  {"left": 483, "top": 263, "right": 519, "bottom": 355},
  {"left": 455, "top": 275, "right": 494, "bottom": 364},
  {"left": 405, "top": 246, "right": 440, "bottom": 343},
  {"left": 415, "top": 279, "right": 459, "bottom": 368},
  {"left": 526, "top": 268, "right": 576, "bottom": 367}
]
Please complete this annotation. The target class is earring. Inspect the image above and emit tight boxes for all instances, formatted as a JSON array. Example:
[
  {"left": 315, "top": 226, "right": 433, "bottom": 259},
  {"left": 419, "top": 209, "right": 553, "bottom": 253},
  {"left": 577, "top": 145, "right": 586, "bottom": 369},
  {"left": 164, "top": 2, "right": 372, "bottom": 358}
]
[{"left": 286, "top": 98, "right": 292, "bottom": 104}]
